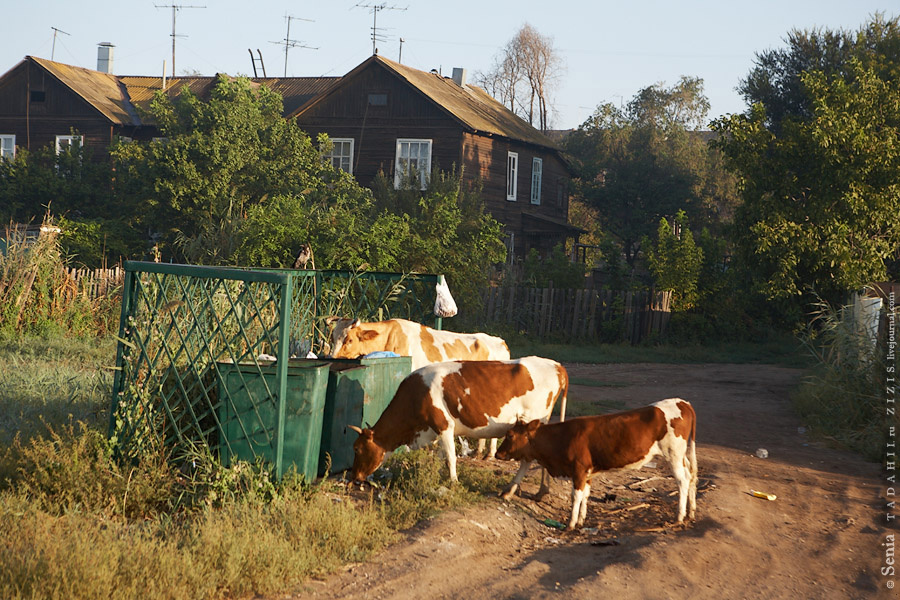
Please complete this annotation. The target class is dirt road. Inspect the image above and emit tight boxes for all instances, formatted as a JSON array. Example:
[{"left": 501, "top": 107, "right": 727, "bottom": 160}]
[{"left": 294, "top": 363, "right": 892, "bottom": 600}]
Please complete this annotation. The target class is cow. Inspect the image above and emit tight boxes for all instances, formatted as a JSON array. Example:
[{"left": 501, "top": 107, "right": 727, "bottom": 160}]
[
  {"left": 348, "top": 356, "right": 568, "bottom": 496},
  {"left": 327, "top": 317, "right": 512, "bottom": 457},
  {"left": 496, "top": 398, "right": 697, "bottom": 531}
]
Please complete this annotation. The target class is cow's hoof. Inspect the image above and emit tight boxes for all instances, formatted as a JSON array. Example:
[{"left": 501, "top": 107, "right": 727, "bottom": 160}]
[
  {"left": 499, "top": 485, "right": 518, "bottom": 500},
  {"left": 533, "top": 488, "right": 550, "bottom": 502}
]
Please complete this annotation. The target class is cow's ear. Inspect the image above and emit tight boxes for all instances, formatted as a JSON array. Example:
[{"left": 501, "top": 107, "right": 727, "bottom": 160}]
[
  {"left": 526, "top": 419, "right": 542, "bottom": 431},
  {"left": 350, "top": 318, "right": 361, "bottom": 328},
  {"left": 324, "top": 315, "right": 341, "bottom": 327},
  {"left": 358, "top": 330, "right": 379, "bottom": 342}
]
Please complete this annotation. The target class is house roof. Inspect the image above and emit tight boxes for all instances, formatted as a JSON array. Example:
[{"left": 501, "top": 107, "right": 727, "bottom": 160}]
[
  {"left": 29, "top": 56, "right": 141, "bottom": 126},
  {"left": 292, "top": 54, "right": 561, "bottom": 152},
  {"left": 118, "top": 75, "right": 338, "bottom": 120},
  {"left": 20, "top": 56, "right": 337, "bottom": 127}
]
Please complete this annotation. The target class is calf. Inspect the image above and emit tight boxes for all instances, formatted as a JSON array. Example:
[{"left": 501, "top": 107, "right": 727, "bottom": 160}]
[
  {"left": 328, "top": 317, "right": 511, "bottom": 457},
  {"left": 496, "top": 398, "right": 697, "bottom": 530},
  {"left": 349, "top": 356, "right": 568, "bottom": 495}
]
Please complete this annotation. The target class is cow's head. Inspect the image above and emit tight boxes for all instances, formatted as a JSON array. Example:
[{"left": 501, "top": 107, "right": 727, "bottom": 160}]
[
  {"left": 496, "top": 418, "right": 541, "bottom": 461},
  {"left": 326, "top": 317, "right": 380, "bottom": 359},
  {"left": 348, "top": 425, "right": 387, "bottom": 482}
]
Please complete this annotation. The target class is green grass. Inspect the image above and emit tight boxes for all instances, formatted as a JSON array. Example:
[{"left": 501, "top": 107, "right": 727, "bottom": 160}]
[{"left": 508, "top": 332, "right": 811, "bottom": 368}]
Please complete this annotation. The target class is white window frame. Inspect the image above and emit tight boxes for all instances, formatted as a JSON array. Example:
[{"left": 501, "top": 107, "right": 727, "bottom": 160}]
[
  {"left": 325, "top": 137, "right": 354, "bottom": 174},
  {"left": 394, "top": 138, "right": 432, "bottom": 190},
  {"left": 0, "top": 135, "right": 14, "bottom": 160},
  {"left": 55, "top": 134, "right": 82, "bottom": 154},
  {"left": 530, "top": 157, "right": 543, "bottom": 205},
  {"left": 506, "top": 151, "right": 518, "bottom": 201}
]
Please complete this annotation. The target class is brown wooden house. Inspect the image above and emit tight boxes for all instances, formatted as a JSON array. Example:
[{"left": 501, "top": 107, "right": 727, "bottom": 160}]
[
  {"left": 292, "top": 54, "right": 581, "bottom": 260},
  {"left": 0, "top": 53, "right": 579, "bottom": 259}
]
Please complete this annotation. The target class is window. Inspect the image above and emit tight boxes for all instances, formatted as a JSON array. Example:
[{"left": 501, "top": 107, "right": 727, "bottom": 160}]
[
  {"left": 394, "top": 139, "right": 432, "bottom": 189},
  {"left": 506, "top": 152, "right": 518, "bottom": 201},
  {"left": 368, "top": 93, "right": 388, "bottom": 106},
  {"left": 30, "top": 90, "right": 46, "bottom": 103},
  {"left": 530, "top": 157, "right": 542, "bottom": 205},
  {"left": 324, "top": 138, "right": 354, "bottom": 174},
  {"left": 0, "top": 135, "right": 14, "bottom": 160},
  {"left": 55, "top": 135, "right": 82, "bottom": 154}
]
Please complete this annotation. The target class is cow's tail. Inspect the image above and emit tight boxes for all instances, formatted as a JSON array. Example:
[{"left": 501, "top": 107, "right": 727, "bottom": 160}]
[
  {"left": 557, "top": 369, "right": 568, "bottom": 423},
  {"left": 687, "top": 402, "right": 698, "bottom": 506}
]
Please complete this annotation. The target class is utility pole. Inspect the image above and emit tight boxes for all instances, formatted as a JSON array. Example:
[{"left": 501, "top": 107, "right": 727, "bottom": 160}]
[
  {"left": 155, "top": 4, "right": 206, "bottom": 78},
  {"left": 399, "top": 37, "right": 404, "bottom": 63},
  {"left": 50, "top": 27, "right": 70, "bottom": 61},
  {"left": 354, "top": 3, "right": 407, "bottom": 56},
  {"left": 270, "top": 14, "right": 317, "bottom": 77}
]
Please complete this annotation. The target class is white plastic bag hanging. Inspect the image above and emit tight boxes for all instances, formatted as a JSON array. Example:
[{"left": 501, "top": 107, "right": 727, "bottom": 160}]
[{"left": 434, "top": 278, "right": 458, "bottom": 317}]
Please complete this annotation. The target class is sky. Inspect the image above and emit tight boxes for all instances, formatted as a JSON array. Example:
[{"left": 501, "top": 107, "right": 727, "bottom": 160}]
[{"left": 2, "top": 1, "right": 896, "bottom": 130}]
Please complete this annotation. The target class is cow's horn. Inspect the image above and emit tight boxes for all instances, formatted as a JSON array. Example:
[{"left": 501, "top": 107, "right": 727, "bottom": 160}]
[{"left": 347, "top": 425, "right": 364, "bottom": 435}]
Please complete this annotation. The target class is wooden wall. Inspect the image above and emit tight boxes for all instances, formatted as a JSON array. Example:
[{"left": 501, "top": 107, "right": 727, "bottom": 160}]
[{"left": 0, "top": 61, "right": 119, "bottom": 160}]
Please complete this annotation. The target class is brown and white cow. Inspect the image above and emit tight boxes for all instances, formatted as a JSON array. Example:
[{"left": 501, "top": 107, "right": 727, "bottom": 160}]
[
  {"left": 348, "top": 356, "right": 568, "bottom": 493},
  {"left": 328, "top": 317, "right": 512, "bottom": 457},
  {"left": 496, "top": 398, "right": 697, "bottom": 530}
]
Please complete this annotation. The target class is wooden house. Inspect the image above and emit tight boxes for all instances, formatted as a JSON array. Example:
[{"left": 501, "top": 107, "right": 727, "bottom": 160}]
[
  {"left": 292, "top": 55, "right": 581, "bottom": 260},
  {"left": 0, "top": 53, "right": 580, "bottom": 259}
]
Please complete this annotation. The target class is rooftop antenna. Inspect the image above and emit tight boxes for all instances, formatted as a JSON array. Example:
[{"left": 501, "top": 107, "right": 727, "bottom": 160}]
[
  {"left": 50, "top": 27, "right": 70, "bottom": 61},
  {"left": 248, "top": 48, "right": 267, "bottom": 77},
  {"left": 399, "top": 37, "right": 404, "bottom": 63},
  {"left": 354, "top": 3, "right": 407, "bottom": 56},
  {"left": 270, "top": 14, "right": 317, "bottom": 77},
  {"left": 155, "top": 4, "right": 206, "bottom": 78}
]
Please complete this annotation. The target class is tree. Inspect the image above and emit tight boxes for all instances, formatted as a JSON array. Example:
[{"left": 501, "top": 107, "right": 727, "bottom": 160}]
[
  {"left": 713, "top": 15, "right": 900, "bottom": 302},
  {"left": 645, "top": 211, "right": 703, "bottom": 310},
  {"left": 564, "top": 78, "right": 737, "bottom": 269},
  {"left": 112, "top": 75, "right": 366, "bottom": 264},
  {"left": 475, "top": 24, "right": 564, "bottom": 131}
]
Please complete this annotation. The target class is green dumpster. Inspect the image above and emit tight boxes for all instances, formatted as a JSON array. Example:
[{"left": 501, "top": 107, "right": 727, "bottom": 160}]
[
  {"left": 217, "top": 360, "right": 329, "bottom": 480},
  {"left": 316, "top": 356, "right": 412, "bottom": 476}
]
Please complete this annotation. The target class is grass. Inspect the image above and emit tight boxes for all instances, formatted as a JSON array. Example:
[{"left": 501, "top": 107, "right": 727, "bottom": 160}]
[
  {"left": 508, "top": 331, "right": 811, "bottom": 368},
  {"left": 0, "top": 334, "right": 505, "bottom": 600}
]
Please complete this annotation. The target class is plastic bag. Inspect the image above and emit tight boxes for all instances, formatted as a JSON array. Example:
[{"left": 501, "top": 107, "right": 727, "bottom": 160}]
[{"left": 434, "top": 278, "right": 458, "bottom": 317}]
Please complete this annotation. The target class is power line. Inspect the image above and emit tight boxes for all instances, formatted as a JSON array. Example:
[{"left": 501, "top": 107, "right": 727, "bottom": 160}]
[
  {"left": 354, "top": 3, "right": 407, "bottom": 56},
  {"left": 155, "top": 4, "right": 206, "bottom": 78},
  {"left": 270, "top": 14, "right": 317, "bottom": 77},
  {"left": 50, "top": 27, "right": 70, "bottom": 61}
]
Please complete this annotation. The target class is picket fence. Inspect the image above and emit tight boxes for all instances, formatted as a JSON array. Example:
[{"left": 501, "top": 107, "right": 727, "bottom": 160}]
[
  {"left": 480, "top": 286, "right": 673, "bottom": 344},
  {"left": 62, "top": 265, "right": 125, "bottom": 302}
]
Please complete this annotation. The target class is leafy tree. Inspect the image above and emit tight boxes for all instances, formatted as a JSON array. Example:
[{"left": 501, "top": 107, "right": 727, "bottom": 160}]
[
  {"left": 645, "top": 211, "right": 703, "bottom": 310},
  {"left": 522, "top": 244, "right": 587, "bottom": 289},
  {"left": 713, "top": 15, "right": 900, "bottom": 302},
  {"left": 565, "top": 78, "right": 738, "bottom": 270},
  {"left": 112, "top": 75, "right": 364, "bottom": 264}
]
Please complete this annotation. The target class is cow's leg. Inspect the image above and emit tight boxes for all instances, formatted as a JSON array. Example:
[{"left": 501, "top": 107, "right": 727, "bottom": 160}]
[
  {"left": 476, "top": 438, "right": 486, "bottom": 457},
  {"left": 667, "top": 453, "right": 690, "bottom": 523},
  {"left": 568, "top": 472, "right": 590, "bottom": 530},
  {"left": 487, "top": 437, "right": 498, "bottom": 459},
  {"left": 499, "top": 460, "right": 532, "bottom": 499},
  {"left": 440, "top": 428, "right": 459, "bottom": 482},
  {"left": 687, "top": 438, "right": 698, "bottom": 520},
  {"left": 579, "top": 481, "right": 591, "bottom": 527}
]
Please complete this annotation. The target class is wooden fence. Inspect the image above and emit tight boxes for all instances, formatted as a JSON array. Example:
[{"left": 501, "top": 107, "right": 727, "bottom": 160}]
[
  {"left": 62, "top": 265, "right": 125, "bottom": 302},
  {"left": 480, "top": 286, "right": 673, "bottom": 344}
]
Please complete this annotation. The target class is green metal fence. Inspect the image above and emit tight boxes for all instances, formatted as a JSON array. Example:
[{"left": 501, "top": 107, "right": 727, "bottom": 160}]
[{"left": 109, "top": 260, "right": 445, "bottom": 477}]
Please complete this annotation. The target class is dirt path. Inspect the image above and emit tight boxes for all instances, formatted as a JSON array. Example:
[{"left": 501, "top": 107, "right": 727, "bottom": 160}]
[{"left": 292, "top": 363, "right": 892, "bottom": 600}]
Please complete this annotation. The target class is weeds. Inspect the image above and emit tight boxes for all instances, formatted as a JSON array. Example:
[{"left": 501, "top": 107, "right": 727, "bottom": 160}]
[{"left": 794, "top": 294, "right": 895, "bottom": 461}]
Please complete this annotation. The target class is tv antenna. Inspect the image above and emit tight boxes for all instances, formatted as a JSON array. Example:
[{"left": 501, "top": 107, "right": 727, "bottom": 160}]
[
  {"left": 399, "top": 37, "right": 404, "bottom": 63},
  {"left": 155, "top": 4, "right": 206, "bottom": 78},
  {"left": 354, "top": 3, "right": 407, "bottom": 56},
  {"left": 270, "top": 14, "right": 317, "bottom": 77},
  {"left": 50, "top": 27, "right": 70, "bottom": 61}
]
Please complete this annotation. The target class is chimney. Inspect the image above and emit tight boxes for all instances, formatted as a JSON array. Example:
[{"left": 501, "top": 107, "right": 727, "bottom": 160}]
[
  {"left": 97, "top": 42, "right": 115, "bottom": 74},
  {"left": 451, "top": 67, "right": 467, "bottom": 87}
]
